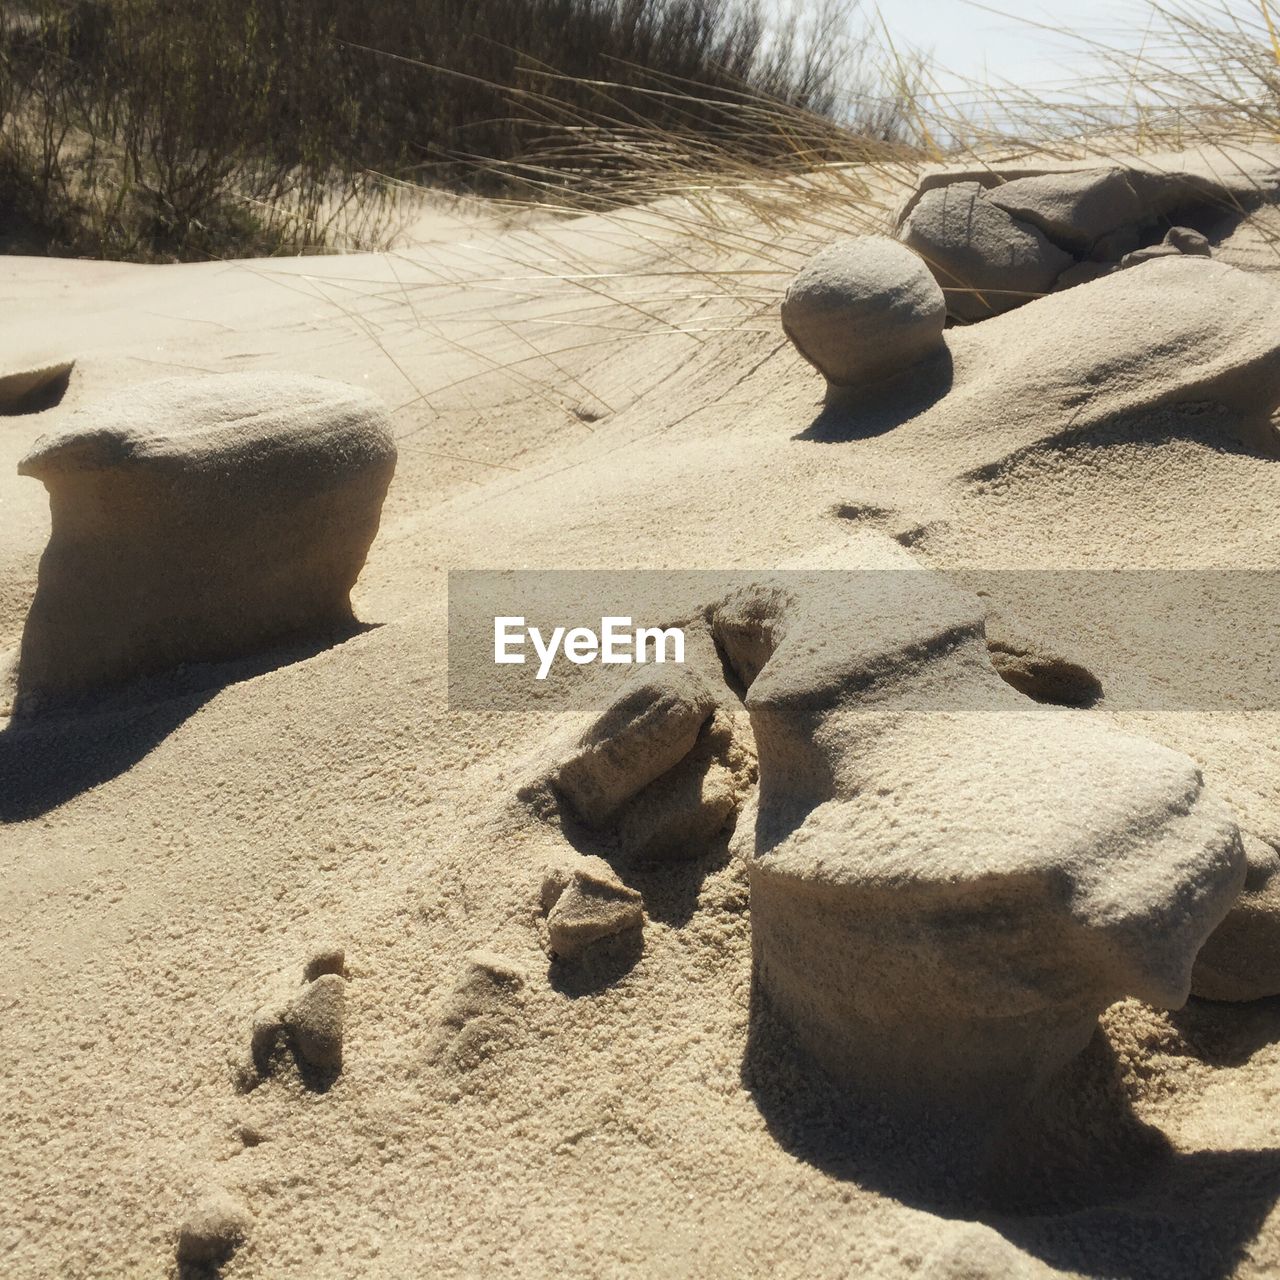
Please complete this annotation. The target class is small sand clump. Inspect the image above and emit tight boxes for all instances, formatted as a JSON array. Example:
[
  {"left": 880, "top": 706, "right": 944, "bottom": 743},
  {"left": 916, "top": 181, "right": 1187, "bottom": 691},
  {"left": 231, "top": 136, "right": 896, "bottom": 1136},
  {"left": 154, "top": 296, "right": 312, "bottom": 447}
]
[
  {"left": 176, "top": 1189, "right": 253, "bottom": 1266},
  {"left": 244, "top": 956, "right": 349, "bottom": 1084},
  {"left": 531, "top": 667, "right": 756, "bottom": 862},
  {"left": 541, "top": 857, "right": 643, "bottom": 959},
  {"left": 431, "top": 952, "right": 528, "bottom": 1073},
  {"left": 284, "top": 973, "right": 346, "bottom": 1075},
  {"left": 552, "top": 667, "right": 717, "bottom": 826}
]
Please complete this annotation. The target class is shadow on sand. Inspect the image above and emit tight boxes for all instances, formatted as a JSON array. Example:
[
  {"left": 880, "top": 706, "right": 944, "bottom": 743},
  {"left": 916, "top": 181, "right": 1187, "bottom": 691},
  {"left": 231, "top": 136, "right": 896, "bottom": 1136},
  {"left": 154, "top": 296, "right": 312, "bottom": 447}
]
[
  {"left": 554, "top": 811, "right": 741, "bottom": 931},
  {"left": 0, "top": 624, "right": 373, "bottom": 822},
  {"left": 743, "top": 982, "right": 1280, "bottom": 1280},
  {"left": 794, "top": 346, "right": 954, "bottom": 444},
  {"left": 548, "top": 928, "right": 647, "bottom": 999},
  {"left": 542, "top": 827, "right": 741, "bottom": 998}
]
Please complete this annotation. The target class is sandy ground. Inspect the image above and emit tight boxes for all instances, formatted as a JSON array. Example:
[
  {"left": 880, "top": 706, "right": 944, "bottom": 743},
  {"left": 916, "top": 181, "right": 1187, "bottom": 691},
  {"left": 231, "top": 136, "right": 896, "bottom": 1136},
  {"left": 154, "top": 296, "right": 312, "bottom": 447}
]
[{"left": 3, "top": 165, "right": 1280, "bottom": 1279}]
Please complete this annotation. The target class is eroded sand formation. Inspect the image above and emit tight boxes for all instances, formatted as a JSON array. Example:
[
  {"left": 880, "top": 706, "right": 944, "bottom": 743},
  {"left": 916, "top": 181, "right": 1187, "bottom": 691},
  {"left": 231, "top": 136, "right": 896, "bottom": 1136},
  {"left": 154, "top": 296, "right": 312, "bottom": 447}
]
[
  {"left": 895, "top": 149, "right": 1280, "bottom": 320},
  {"left": 12, "top": 371, "right": 396, "bottom": 709},
  {"left": 781, "top": 236, "right": 946, "bottom": 387},
  {"left": 716, "top": 574, "right": 1244, "bottom": 1121}
]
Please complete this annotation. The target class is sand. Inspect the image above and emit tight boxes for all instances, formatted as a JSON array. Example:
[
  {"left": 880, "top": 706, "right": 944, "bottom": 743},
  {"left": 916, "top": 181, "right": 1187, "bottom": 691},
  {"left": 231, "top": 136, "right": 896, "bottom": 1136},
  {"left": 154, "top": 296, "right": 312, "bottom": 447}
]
[{"left": 3, "top": 151, "right": 1280, "bottom": 1278}]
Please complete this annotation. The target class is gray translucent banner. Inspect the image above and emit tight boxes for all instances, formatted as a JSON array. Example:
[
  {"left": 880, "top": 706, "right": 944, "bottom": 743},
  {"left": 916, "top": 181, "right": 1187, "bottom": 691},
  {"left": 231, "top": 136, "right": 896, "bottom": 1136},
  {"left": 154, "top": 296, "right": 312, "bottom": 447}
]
[{"left": 447, "top": 569, "right": 1280, "bottom": 711}]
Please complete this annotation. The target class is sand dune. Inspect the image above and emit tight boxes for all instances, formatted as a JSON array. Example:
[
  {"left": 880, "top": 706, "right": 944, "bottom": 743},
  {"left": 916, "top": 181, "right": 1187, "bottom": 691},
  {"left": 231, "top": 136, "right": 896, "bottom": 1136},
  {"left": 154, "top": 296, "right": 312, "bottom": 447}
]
[{"left": 3, "top": 148, "right": 1280, "bottom": 1278}]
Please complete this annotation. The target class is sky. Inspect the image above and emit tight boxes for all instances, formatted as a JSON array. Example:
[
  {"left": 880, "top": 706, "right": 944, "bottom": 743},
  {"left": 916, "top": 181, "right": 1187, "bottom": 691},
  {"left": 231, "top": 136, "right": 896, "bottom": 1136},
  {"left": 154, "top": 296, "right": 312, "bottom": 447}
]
[
  {"left": 847, "top": 0, "right": 1266, "bottom": 130},
  {"left": 876, "top": 0, "right": 1136, "bottom": 94}
]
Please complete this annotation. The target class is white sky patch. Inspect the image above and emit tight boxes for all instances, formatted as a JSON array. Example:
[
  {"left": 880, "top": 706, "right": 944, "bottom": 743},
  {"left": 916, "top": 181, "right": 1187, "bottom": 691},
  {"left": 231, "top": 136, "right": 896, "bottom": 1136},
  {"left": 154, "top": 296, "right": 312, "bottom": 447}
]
[
  {"left": 846, "top": 0, "right": 1266, "bottom": 135},
  {"left": 760, "top": 0, "right": 1167, "bottom": 134},
  {"left": 877, "top": 0, "right": 1134, "bottom": 95}
]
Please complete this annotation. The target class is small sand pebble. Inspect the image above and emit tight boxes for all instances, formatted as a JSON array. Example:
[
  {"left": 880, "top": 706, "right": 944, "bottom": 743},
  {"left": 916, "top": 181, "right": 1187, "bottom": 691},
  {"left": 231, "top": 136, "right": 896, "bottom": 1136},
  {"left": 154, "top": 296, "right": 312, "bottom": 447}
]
[
  {"left": 431, "top": 952, "right": 527, "bottom": 1072},
  {"left": 176, "top": 1189, "right": 252, "bottom": 1265},
  {"left": 542, "top": 859, "right": 643, "bottom": 960},
  {"left": 284, "top": 973, "right": 346, "bottom": 1073}
]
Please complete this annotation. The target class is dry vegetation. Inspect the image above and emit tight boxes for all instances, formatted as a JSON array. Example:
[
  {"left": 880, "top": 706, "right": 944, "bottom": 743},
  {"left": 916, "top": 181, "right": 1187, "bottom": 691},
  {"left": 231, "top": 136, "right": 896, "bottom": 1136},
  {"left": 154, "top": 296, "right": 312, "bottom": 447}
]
[
  {"left": 0, "top": 0, "right": 908, "bottom": 261},
  {"left": 267, "top": 0, "right": 1278, "bottom": 442},
  {"left": 2, "top": 0, "right": 1274, "bottom": 370},
  {"left": 447, "top": 1, "right": 1280, "bottom": 343}
]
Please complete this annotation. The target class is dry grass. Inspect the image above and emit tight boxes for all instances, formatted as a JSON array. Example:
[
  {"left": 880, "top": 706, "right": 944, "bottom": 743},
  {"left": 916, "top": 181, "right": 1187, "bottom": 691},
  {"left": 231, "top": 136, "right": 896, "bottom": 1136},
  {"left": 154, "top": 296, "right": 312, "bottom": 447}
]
[
  {"left": 9, "top": 0, "right": 1279, "bottom": 441},
  {"left": 460, "top": 1, "right": 1280, "bottom": 294},
  {"left": 0, "top": 0, "right": 897, "bottom": 261},
  {"left": 271, "top": 0, "right": 1280, "bottom": 443}
]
